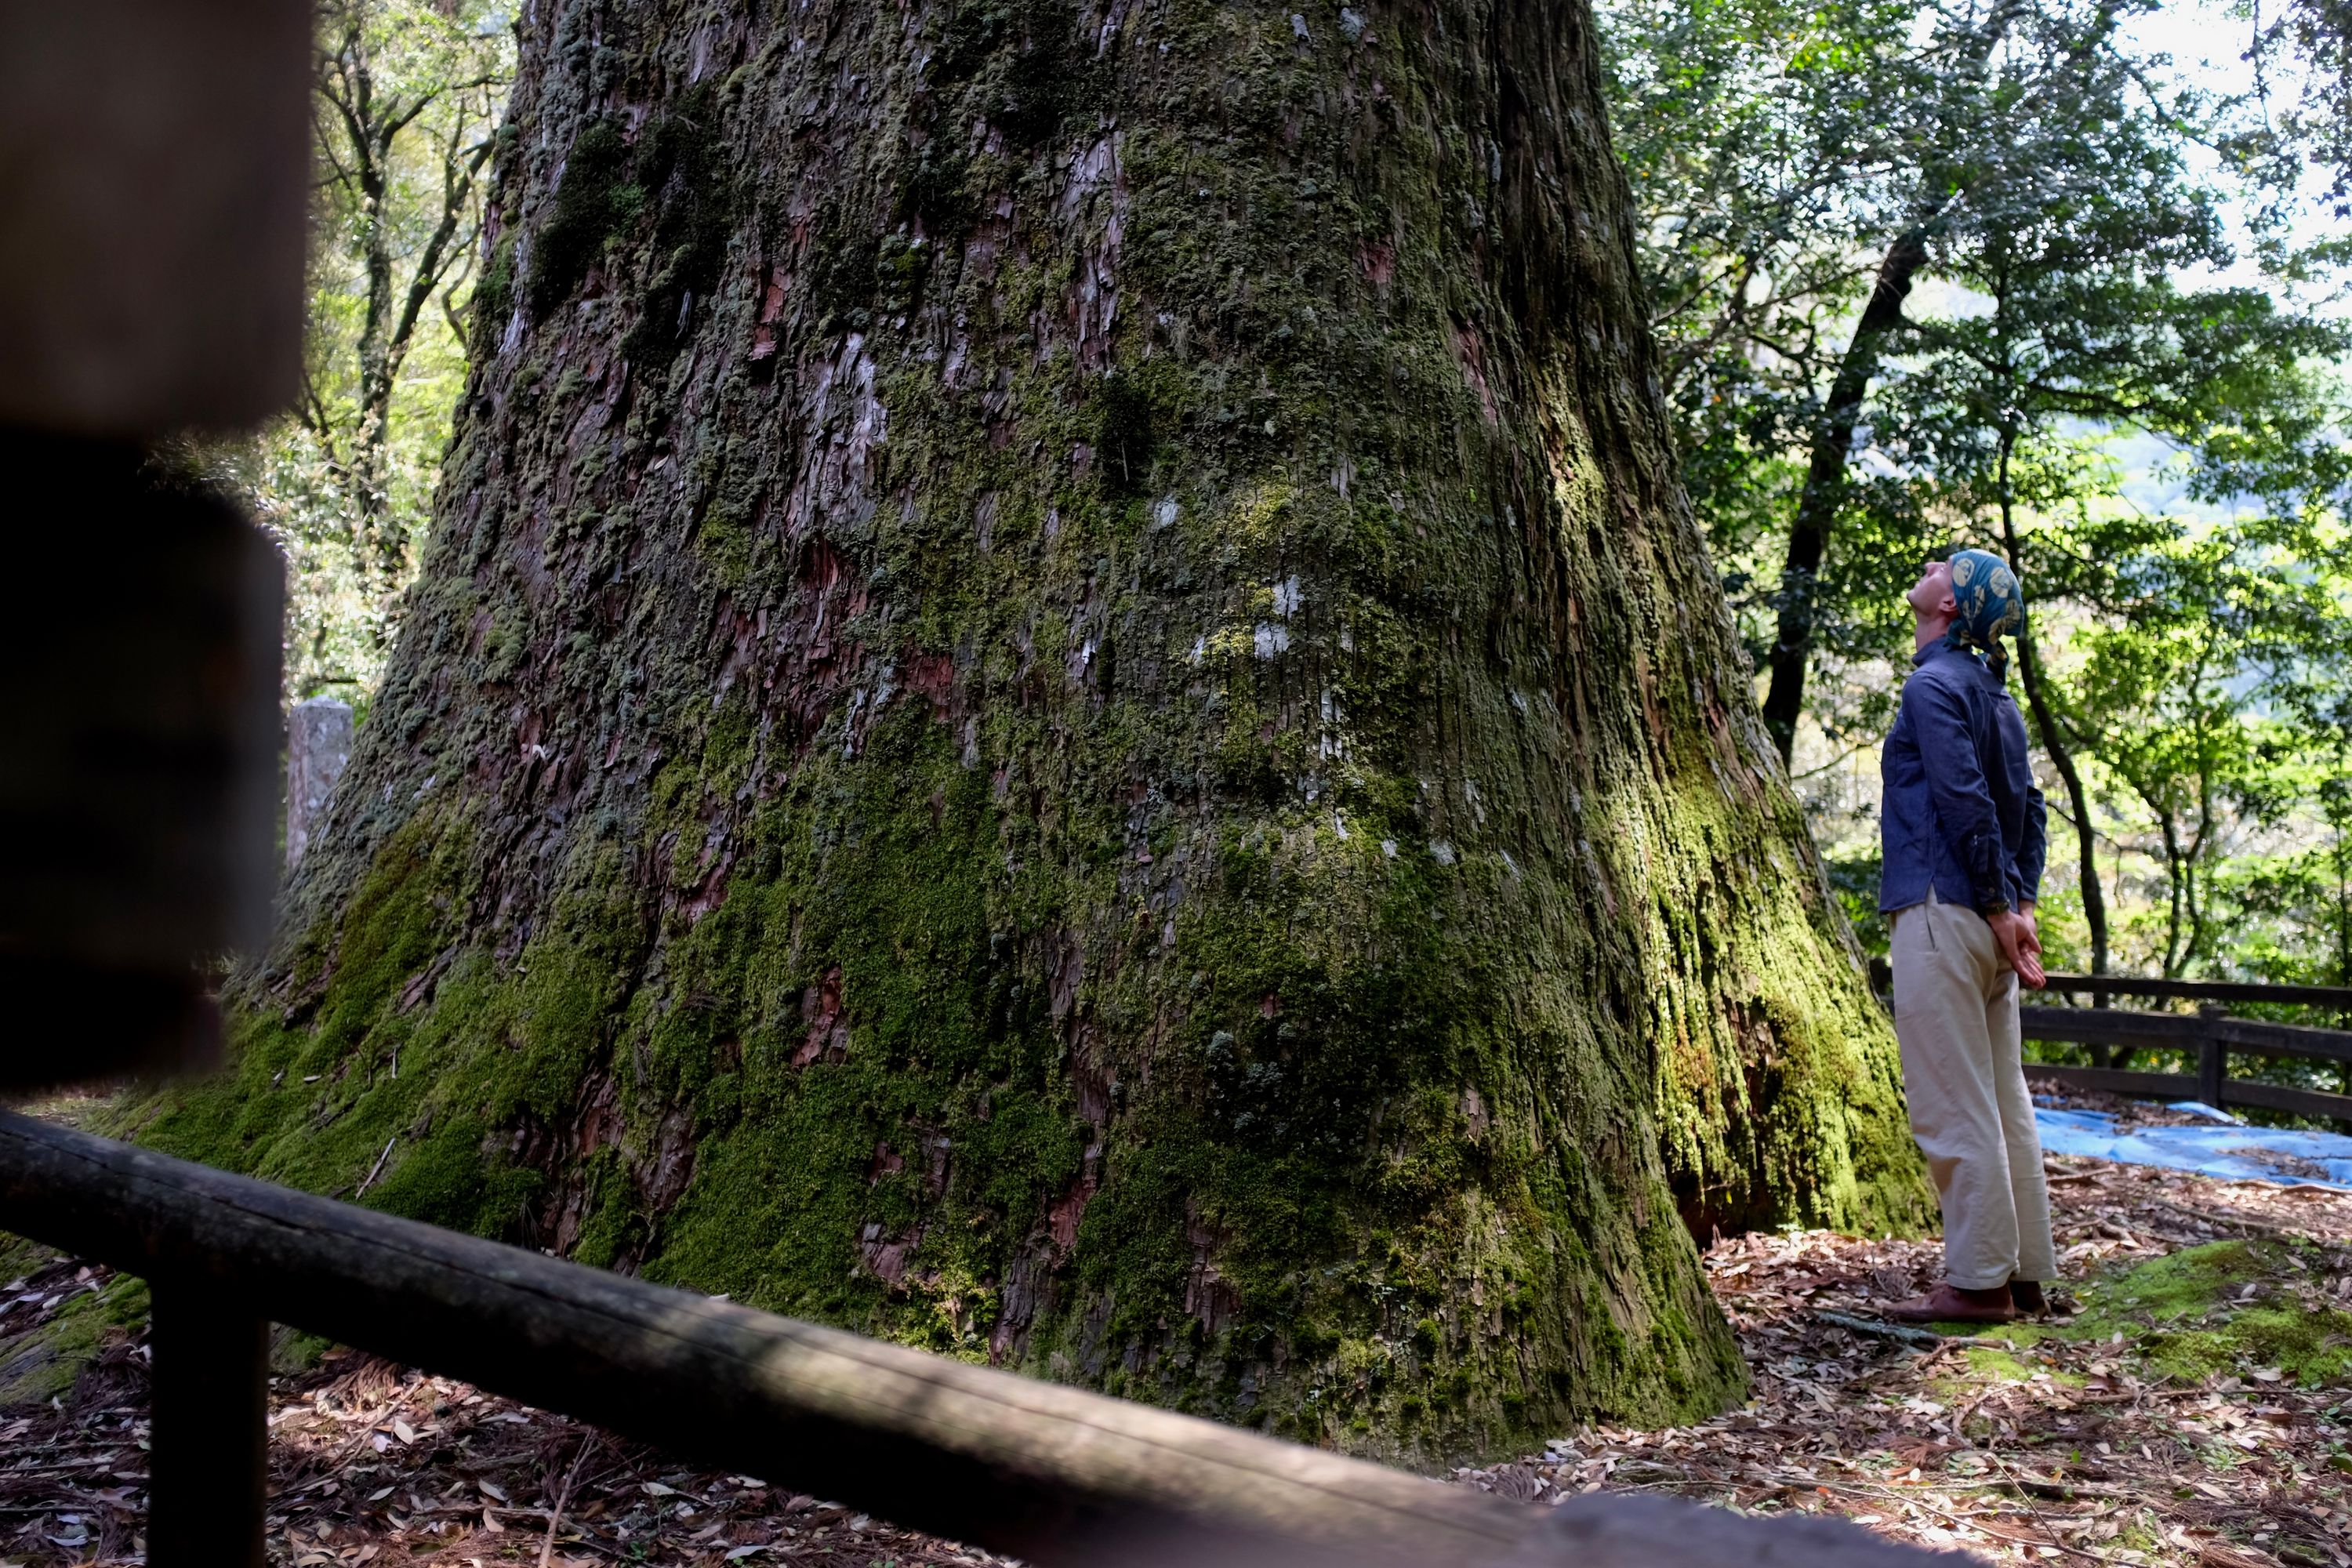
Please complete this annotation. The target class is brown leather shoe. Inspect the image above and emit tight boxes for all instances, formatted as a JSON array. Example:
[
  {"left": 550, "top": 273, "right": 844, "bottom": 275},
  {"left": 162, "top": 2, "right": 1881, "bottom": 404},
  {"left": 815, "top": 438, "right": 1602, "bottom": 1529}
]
[
  {"left": 2010, "top": 1279, "right": 2047, "bottom": 1316},
  {"left": 1885, "top": 1282, "right": 2017, "bottom": 1324}
]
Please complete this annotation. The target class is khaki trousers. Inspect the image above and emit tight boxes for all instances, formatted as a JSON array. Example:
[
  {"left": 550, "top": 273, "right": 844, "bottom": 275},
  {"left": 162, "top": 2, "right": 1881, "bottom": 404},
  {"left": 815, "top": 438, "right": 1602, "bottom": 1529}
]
[{"left": 1890, "top": 892, "right": 2057, "bottom": 1289}]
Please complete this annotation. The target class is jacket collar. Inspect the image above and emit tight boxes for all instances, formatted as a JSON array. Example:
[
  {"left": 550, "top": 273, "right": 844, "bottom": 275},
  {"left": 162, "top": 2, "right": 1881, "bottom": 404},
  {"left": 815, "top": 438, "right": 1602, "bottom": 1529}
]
[{"left": 1912, "top": 637, "right": 1992, "bottom": 679}]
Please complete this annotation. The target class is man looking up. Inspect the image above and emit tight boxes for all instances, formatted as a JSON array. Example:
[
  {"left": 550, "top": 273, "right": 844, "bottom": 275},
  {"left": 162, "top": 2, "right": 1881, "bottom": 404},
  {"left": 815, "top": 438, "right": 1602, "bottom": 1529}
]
[{"left": 1879, "top": 549, "right": 2055, "bottom": 1325}]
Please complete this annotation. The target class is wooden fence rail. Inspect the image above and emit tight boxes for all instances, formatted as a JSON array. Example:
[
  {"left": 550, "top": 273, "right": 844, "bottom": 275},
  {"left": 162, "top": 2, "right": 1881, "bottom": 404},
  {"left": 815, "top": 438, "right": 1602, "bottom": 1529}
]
[
  {"left": 2035, "top": 972, "right": 2352, "bottom": 1010},
  {"left": 2020, "top": 974, "right": 2352, "bottom": 1127},
  {"left": 0, "top": 1110, "right": 1534, "bottom": 1568},
  {"left": 0, "top": 1112, "right": 1951, "bottom": 1568}
]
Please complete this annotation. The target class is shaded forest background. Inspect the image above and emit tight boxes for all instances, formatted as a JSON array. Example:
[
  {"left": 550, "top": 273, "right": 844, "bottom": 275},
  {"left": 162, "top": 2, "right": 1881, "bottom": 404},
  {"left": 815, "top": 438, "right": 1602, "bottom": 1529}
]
[{"left": 209, "top": 0, "right": 2352, "bottom": 1034}]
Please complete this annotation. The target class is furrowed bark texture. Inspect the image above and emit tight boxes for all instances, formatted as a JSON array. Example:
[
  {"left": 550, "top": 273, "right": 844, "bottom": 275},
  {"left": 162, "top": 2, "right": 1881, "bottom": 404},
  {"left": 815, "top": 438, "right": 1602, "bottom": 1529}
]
[{"left": 137, "top": 0, "right": 1928, "bottom": 1462}]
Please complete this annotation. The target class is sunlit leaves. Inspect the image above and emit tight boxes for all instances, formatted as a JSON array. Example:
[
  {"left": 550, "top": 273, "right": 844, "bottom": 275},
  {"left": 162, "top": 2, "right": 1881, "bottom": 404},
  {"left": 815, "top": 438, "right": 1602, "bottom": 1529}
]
[
  {"left": 1600, "top": 0, "right": 2352, "bottom": 982},
  {"left": 205, "top": 0, "right": 514, "bottom": 703}
]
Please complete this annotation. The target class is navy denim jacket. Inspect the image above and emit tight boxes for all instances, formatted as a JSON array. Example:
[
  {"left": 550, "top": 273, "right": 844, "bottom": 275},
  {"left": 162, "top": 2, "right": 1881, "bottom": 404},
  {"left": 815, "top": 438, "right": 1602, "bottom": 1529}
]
[{"left": 1878, "top": 640, "right": 2048, "bottom": 914}]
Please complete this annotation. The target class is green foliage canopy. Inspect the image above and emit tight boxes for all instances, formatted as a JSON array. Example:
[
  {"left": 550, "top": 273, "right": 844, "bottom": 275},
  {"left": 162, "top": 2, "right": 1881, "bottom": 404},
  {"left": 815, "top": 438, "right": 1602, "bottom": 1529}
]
[{"left": 1600, "top": 0, "right": 2352, "bottom": 1014}]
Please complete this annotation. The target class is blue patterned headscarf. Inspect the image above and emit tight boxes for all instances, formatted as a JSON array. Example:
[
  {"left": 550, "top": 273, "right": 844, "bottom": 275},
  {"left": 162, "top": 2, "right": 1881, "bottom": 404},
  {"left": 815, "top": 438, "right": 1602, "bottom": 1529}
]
[{"left": 1944, "top": 548, "right": 2024, "bottom": 675}]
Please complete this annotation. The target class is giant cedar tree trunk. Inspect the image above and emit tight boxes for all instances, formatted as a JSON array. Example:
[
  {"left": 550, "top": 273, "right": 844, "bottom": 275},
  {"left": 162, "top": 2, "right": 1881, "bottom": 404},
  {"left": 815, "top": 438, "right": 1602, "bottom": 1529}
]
[{"left": 139, "top": 0, "right": 1927, "bottom": 1461}]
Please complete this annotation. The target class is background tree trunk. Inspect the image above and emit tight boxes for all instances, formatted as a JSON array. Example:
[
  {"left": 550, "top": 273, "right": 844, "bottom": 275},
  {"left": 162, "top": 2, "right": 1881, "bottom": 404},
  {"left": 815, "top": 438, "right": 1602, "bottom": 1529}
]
[
  {"left": 1757, "top": 228, "right": 1927, "bottom": 763},
  {"left": 137, "top": 0, "right": 1926, "bottom": 1462}
]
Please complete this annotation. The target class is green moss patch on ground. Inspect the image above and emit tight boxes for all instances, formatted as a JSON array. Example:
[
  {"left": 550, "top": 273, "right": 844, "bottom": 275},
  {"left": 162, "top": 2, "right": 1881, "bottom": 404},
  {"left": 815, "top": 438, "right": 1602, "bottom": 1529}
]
[
  {"left": 0, "top": 1252, "right": 146, "bottom": 1407},
  {"left": 2066, "top": 1237, "right": 2352, "bottom": 1388},
  {"left": 1939, "top": 1341, "right": 2085, "bottom": 1393},
  {"left": 1915, "top": 1236, "right": 2352, "bottom": 1391}
]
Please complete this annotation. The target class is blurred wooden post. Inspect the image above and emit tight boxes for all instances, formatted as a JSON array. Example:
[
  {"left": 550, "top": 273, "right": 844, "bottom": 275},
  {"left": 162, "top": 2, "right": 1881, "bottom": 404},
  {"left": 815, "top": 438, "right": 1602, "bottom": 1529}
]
[
  {"left": 147, "top": 1276, "right": 267, "bottom": 1568},
  {"left": 0, "top": 0, "right": 304, "bottom": 1091},
  {"left": 0, "top": 0, "right": 308, "bottom": 431},
  {"left": 0, "top": 485, "right": 285, "bottom": 1088}
]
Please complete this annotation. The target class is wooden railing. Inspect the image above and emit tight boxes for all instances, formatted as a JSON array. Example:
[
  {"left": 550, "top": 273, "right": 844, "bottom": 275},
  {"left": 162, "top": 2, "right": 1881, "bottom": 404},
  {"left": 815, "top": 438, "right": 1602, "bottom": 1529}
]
[
  {"left": 0, "top": 1111, "right": 1531, "bottom": 1567},
  {"left": 2020, "top": 973, "right": 2352, "bottom": 1127},
  {"left": 0, "top": 1111, "right": 1950, "bottom": 1567}
]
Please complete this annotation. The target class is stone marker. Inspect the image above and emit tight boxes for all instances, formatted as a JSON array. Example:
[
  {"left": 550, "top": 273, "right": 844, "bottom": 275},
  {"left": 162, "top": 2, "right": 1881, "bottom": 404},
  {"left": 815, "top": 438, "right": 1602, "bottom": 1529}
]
[{"left": 286, "top": 697, "right": 353, "bottom": 871}]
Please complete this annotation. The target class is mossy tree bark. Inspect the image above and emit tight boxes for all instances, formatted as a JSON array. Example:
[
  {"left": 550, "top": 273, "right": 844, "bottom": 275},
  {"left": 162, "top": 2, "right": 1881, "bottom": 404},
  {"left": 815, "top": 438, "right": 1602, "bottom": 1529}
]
[{"left": 136, "top": 0, "right": 1928, "bottom": 1462}]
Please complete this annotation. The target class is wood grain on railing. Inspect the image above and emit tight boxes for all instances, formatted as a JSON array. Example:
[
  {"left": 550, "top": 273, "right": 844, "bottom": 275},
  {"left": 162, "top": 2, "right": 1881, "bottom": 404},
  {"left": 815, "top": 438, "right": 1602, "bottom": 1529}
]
[
  {"left": 2038, "top": 973, "right": 2352, "bottom": 1010},
  {"left": 0, "top": 1111, "right": 1534, "bottom": 1568},
  {"left": 2020, "top": 1007, "right": 2352, "bottom": 1067},
  {"left": 2022, "top": 1063, "right": 2352, "bottom": 1126}
]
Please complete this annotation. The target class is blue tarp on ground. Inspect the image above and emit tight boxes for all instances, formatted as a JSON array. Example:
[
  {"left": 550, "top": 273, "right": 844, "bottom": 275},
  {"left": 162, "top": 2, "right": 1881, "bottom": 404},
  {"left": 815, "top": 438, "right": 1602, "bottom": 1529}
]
[{"left": 2033, "top": 1101, "right": 2352, "bottom": 1188}]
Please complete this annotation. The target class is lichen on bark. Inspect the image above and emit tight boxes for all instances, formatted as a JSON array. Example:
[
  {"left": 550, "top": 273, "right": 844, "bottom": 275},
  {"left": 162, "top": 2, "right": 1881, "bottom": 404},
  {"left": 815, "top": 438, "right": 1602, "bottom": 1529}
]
[{"left": 125, "top": 0, "right": 1928, "bottom": 1464}]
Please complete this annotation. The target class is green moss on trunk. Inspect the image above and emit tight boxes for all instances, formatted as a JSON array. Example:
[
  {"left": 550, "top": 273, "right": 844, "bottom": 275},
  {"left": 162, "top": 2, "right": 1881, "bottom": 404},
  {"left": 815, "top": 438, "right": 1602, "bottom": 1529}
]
[{"left": 126, "top": 0, "right": 1926, "bottom": 1464}]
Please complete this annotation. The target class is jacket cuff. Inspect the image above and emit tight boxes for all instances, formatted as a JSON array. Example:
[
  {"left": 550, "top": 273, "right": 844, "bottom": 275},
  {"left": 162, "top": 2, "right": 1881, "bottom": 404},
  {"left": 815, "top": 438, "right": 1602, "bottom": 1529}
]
[{"left": 1963, "top": 833, "right": 2008, "bottom": 914}]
